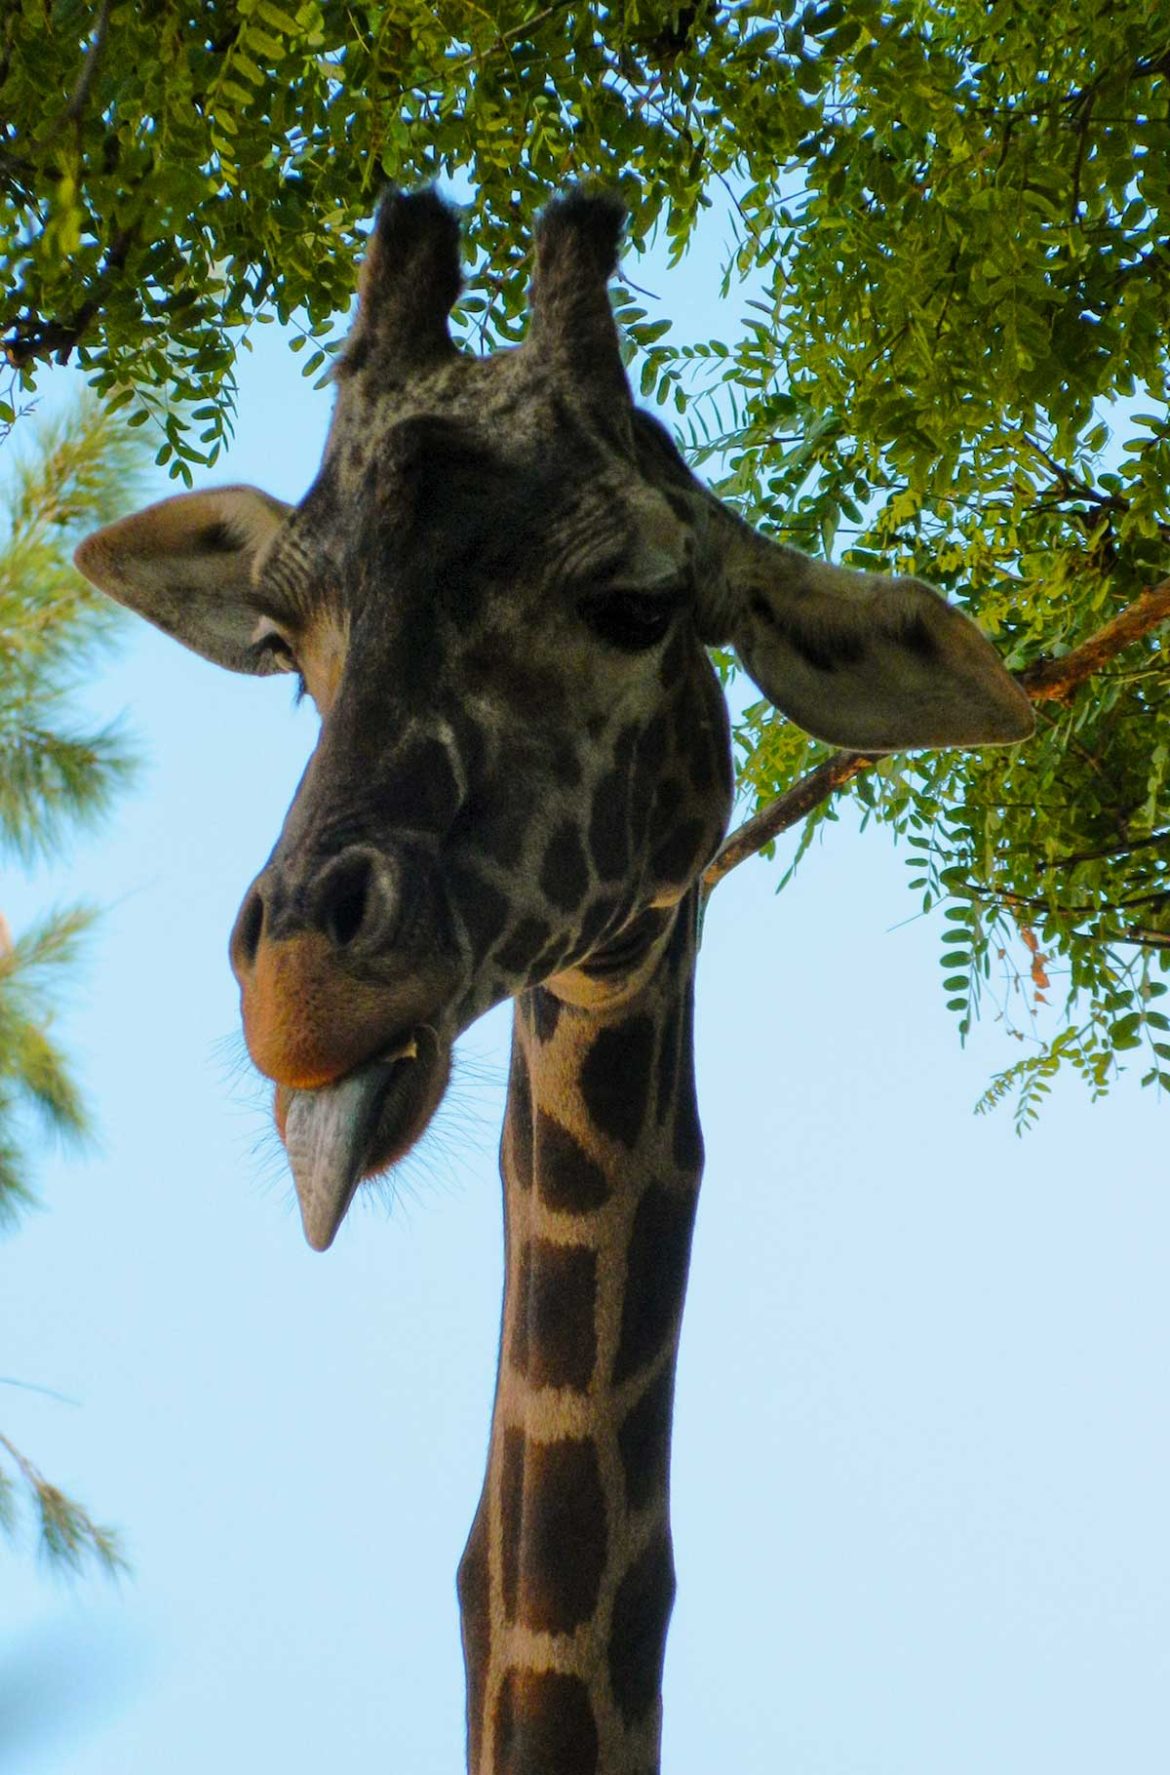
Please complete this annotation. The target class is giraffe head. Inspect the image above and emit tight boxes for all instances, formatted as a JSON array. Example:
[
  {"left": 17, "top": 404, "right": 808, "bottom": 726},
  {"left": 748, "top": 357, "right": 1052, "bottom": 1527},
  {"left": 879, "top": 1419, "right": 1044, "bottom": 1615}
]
[{"left": 75, "top": 189, "right": 1032, "bottom": 1250}]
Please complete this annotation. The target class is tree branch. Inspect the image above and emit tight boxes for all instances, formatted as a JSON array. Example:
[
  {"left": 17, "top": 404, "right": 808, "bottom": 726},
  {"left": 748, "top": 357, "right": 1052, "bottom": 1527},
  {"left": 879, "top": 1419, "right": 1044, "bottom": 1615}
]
[
  {"left": 1124, "top": 927, "right": 1170, "bottom": 949},
  {"left": 1016, "top": 576, "right": 1170, "bottom": 703},
  {"left": 703, "top": 749, "right": 880, "bottom": 893},
  {"left": 703, "top": 575, "right": 1170, "bottom": 895},
  {"left": 1040, "top": 828, "right": 1170, "bottom": 872},
  {"left": 64, "top": 0, "right": 111, "bottom": 125},
  {"left": 3, "top": 224, "right": 137, "bottom": 367}
]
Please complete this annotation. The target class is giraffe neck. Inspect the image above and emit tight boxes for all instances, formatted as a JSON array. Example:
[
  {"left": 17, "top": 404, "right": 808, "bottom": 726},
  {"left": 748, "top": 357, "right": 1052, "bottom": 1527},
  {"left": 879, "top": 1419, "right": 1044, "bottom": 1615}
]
[{"left": 457, "top": 894, "right": 704, "bottom": 1775}]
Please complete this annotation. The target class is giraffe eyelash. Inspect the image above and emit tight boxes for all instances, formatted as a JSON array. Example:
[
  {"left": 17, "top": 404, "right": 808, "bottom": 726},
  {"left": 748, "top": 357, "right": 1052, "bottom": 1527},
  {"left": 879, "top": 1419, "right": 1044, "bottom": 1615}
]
[{"left": 251, "top": 623, "right": 306, "bottom": 697}]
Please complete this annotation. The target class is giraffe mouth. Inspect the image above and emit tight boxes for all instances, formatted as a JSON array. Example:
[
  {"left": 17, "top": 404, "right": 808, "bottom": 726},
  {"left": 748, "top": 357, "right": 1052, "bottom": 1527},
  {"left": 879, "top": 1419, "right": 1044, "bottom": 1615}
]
[{"left": 276, "top": 1027, "right": 450, "bottom": 1251}]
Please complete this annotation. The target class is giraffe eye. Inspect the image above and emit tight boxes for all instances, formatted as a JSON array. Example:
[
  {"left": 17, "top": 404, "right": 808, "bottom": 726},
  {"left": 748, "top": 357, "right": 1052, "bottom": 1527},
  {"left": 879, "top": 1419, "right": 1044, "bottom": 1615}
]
[
  {"left": 579, "top": 586, "right": 682, "bottom": 651},
  {"left": 252, "top": 625, "right": 299, "bottom": 674},
  {"left": 251, "top": 623, "right": 309, "bottom": 703}
]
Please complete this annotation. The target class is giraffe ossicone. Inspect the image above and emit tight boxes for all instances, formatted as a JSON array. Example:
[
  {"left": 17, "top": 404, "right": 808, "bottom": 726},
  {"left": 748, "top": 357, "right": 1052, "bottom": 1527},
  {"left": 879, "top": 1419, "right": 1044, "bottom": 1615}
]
[{"left": 75, "top": 186, "right": 1032, "bottom": 1774}]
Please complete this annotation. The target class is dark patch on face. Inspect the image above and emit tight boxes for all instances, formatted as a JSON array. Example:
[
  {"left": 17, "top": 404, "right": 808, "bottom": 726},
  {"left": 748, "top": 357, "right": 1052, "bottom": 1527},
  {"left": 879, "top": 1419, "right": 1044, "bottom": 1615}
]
[
  {"left": 381, "top": 736, "right": 460, "bottom": 832},
  {"left": 672, "top": 990, "right": 703, "bottom": 1174},
  {"left": 530, "top": 986, "right": 562, "bottom": 1044},
  {"left": 579, "top": 1015, "right": 655, "bottom": 1149},
  {"left": 510, "top": 1239, "right": 598, "bottom": 1390},
  {"left": 613, "top": 721, "right": 640, "bottom": 773},
  {"left": 499, "top": 1433, "right": 607, "bottom": 1632},
  {"left": 495, "top": 915, "right": 553, "bottom": 978},
  {"left": 494, "top": 1668, "right": 599, "bottom": 1775},
  {"left": 533, "top": 932, "right": 574, "bottom": 977},
  {"left": 447, "top": 861, "right": 510, "bottom": 955},
  {"left": 635, "top": 708, "right": 672, "bottom": 789},
  {"left": 463, "top": 633, "right": 565, "bottom": 724},
  {"left": 658, "top": 627, "right": 688, "bottom": 688},
  {"left": 385, "top": 415, "right": 496, "bottom": 519},
  {"left": 577, "top": 892, "right": 622, "bottom": 952},
  {"left": 504, "top": 1041, "right": 533, "bottom": 1191},
  {"left": 579, "top": 904, "right": 672, "bottom": 981},
  {"left": 540, "top": 822, "right": 591, "bottom": 912},
  {"left": 589, "top": 770, "right": 629, "bottom": 881},
  {"left": 618, "top": 1368, "right": 675, "bottom": 1514},
  {"left": 612, "top": 1183, "right": 695, "bottom": 1385},
  {"left": 662, "top": 892, "right": 693, "bottom": 972},
  {"left": 608, "top": 1531, "right": 676, "bottom": 1726},
  {"left": 456, "top": 1500, "right": 490, "bottom": 1769},
  {"left": 534, "top": 1108, "right": 609, "bottom": 1212},
  {"left": 457, "top": 785, "right": 530, "bottom": 871},
  {"left": 688, "top": 731, "right": 715, "bottom": 794},
  {"left": 550, "top": 740, "right": 583, "bottom": 788},
  {"left": 649, "top": 777, "right": 685, "bottom": 846},
  {"left": 652, "top": 815, "right": 711, "bottom": 888},
  {"left": 716, "top": 726, "right": 734, "bottom": 800},
  {"left": 351, "top": 416, "right": 563, "bottom": 627},
  {"left": 701, "top": 687, "right": 735, "bottom": 805},
  {"left": 688, "top": 708, "right": 727, "bottom": 795},
  {"left": 673, "top": 1090, "right": 703, "bottom": 1173},
  {"left": 654, "top": 998, "right": 681, "bottom": 1129}
]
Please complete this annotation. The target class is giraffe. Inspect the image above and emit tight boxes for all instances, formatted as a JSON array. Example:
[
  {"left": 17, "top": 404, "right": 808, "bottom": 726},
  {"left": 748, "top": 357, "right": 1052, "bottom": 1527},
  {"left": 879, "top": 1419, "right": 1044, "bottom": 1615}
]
[{"left": 74, "top": 188, "right": 1033, "bottom": 1774}]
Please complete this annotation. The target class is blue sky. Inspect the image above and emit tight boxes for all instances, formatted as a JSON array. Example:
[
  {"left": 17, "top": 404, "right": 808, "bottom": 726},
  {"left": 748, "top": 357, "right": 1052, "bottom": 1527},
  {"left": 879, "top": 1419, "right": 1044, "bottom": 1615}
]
[{"left": 2, "top": 207, "right": 1169, "bottom": 1775}]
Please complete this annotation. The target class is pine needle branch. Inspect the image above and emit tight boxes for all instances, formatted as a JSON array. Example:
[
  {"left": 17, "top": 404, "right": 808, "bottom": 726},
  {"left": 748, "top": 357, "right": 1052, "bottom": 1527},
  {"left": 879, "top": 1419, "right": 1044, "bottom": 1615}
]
[
  {"left": 0, "top": 1432, "right": 127, "bottom": 1577},
  {"left": 0, "top": 394, "right": 143, "bottom": 863}
]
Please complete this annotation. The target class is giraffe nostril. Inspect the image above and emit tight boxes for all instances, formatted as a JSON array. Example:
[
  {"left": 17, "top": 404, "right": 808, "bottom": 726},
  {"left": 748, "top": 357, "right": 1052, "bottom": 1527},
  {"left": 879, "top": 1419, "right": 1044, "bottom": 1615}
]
[
  {"left": 317, "top": 847, "right": 398, "bottom": 952},
  {"left": 325, "top": 867, "right": 369, "bottom": 947},
  {"left": 233, "top": 888, "right": 265, "bottom": 971}
]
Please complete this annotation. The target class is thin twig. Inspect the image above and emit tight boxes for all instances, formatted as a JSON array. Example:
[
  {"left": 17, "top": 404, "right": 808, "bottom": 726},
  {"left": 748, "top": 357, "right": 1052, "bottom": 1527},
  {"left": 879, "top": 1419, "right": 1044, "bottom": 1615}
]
[
  {"left": 489, "top": 0, "right": 575, "bottom": 55},
  {"left": 64, "top": 0, "right": 111, "bottom": 124},
  {"left": 0, "top": 1430, "right": 41, "bottom": 1488},
  {"left": 0, "top": 1375, "right": 79, "bottom": 1407},
  {"left": 1041, "top": 829, "right": 1170, "bottom": 872},
  {"left": 703, "top": 750, "right": 879, "bottom": 893}
]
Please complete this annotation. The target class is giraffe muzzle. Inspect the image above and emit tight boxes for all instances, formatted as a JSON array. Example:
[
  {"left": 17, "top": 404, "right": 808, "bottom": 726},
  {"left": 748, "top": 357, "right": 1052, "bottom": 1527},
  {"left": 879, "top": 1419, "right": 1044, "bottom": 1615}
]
[{"left": 230, "top": 840, "right": 457, "bottom": 1090}]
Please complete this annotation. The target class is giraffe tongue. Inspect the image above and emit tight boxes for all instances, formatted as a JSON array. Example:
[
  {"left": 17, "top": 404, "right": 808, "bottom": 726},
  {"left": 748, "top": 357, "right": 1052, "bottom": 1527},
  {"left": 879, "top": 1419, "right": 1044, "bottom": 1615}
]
[{"left": 284, "top": 1062, "right": 392, "bottom": 1253}]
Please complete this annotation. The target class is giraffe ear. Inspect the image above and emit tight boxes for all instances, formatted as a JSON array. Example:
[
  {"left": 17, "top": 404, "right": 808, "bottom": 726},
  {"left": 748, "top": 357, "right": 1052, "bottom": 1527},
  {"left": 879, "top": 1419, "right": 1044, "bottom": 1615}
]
[
  {"left": 627, "top": 409, "right": 1032, "bottom": 750},
  {"left": 712, "top": 534, "right": 1034, "bottom": 752},
  {"left": 74, "top": 486, "right": 293, "bottom": 674}
]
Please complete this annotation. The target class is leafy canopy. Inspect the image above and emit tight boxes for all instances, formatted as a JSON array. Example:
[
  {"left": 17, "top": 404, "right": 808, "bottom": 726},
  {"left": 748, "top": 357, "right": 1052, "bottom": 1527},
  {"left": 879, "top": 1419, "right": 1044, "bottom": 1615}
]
[{"left": 3, "top": 0, "right": 1170, "bottom": 1119}]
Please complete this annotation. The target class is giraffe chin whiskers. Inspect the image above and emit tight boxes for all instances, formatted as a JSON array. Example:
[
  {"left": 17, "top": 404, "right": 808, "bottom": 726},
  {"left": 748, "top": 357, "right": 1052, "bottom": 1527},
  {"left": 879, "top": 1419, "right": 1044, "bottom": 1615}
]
[{"left": 278, "top": 1027, "right": 450, "bottom": 1252}]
